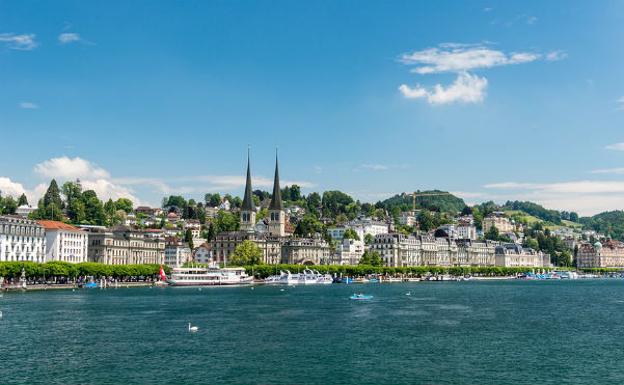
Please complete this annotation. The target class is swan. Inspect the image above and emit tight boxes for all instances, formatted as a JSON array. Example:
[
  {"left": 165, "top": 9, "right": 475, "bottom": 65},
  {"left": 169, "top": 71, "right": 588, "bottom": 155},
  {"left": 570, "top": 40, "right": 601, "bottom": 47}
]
[
  {"left": 406, "top": 291, "right": 412, "bottom": 296},
  {"left": 188, "top": 323, "right": 198, "bottom": 332}
]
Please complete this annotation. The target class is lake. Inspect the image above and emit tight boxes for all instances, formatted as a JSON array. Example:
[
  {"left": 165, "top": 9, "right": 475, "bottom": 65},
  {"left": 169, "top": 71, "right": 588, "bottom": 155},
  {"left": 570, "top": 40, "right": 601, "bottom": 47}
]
[{"left": 2, "top": 280, "right": 624, "bottom": 384}]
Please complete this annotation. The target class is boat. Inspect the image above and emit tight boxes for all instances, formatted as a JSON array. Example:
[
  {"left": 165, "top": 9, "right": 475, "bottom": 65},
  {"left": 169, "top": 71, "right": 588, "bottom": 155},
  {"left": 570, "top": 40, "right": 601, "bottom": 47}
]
[
  {"left": 266, "top": 269, "right": 333, "bottom": 285},
  {"left": 84, "top": 282, "right": 98, "bottom": 289},
  {"left": 350, "top": 293, "right": 374, "bottom": 300},
  {"left": 167, "top": 266, "right": 253, "bottom": 286}
]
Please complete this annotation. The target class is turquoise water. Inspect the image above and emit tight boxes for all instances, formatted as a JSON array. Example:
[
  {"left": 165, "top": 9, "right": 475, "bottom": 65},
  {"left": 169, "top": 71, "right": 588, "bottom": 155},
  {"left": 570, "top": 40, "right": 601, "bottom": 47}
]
[{"left": 2, "top": 280, "right": 624, "bottom": 384}]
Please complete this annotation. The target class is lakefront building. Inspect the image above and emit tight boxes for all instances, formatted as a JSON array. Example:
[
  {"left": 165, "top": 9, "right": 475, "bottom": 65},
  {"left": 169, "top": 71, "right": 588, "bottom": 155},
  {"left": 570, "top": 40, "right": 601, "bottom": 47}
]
[
  {"left": 576, "top": 240, "right": 624, "bottom": 268},
  {"left": 38, "top": 220, "right": 88, "bottom": 263},
  {"left": 371, "top": 233, "right": 420, "bottom": 267},
  {"left": 86, "top": 226, "right": 165, "bottom": 265},
  {"left": 164, "top": 239, "right": 192, "bottom": 268},
  {"left": 494, "top": 244, "right": 549, "bottom": 268},
  {"left": 281, "top": 235, "right": 332, "bottom": 265},
  {"left": 0, "top": 215, "right": 46, "bottom": 263}
]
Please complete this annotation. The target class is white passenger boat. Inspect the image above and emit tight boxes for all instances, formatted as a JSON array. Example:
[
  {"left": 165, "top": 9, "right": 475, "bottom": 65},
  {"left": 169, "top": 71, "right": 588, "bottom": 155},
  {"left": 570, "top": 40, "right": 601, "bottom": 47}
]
[
  {"left": 167, "top": 266, "right": 253, "bottom": 286},
  {"left": 265, "top": 269, "right": 333, "bottom": 285}
]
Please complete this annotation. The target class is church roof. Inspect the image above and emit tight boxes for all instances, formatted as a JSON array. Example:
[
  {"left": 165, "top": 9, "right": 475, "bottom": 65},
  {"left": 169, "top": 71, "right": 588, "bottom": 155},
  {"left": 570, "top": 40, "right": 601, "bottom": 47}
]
[
  {"left": 269, "top": 153, "right": 283, "bottom": 211},
  {"left": 241, "top": 150, "right": 255, "bottom": 211}
]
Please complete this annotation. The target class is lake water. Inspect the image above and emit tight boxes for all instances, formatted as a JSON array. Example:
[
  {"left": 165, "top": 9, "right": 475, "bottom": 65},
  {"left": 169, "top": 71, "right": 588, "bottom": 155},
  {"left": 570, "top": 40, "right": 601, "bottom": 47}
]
[{"left": 2, "top": 280, "right": 624, "bottom": 385}]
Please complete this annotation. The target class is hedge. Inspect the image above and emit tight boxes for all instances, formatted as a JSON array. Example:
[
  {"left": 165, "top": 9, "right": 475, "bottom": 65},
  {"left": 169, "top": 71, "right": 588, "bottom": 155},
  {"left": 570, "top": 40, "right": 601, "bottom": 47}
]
[{"left": 0, "top": 262, "right": 170, "bottom": 279}]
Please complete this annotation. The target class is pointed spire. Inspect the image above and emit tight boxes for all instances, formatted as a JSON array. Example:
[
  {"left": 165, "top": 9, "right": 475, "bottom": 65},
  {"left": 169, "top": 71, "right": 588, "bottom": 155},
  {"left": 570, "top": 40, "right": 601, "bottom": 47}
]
[
  {"left": 269, "top": 148, "right": 283, "bottom": 211},
  {"left": 241, "top": 147, "right": 255, "bottom": 211}
]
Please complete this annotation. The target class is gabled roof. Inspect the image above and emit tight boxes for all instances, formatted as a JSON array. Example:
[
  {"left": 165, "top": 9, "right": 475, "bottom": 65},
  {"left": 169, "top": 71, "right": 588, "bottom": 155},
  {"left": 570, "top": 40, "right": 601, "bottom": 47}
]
[{"left": 38, "top": 220, "right": 82, "bottom": 231}]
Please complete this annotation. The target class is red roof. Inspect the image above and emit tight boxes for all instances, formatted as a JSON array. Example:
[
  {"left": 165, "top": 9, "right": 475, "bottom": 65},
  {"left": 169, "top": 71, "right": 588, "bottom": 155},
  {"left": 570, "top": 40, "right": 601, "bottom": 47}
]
[{"left": 37, "top": 220, "right": 82, "bottom": 231}]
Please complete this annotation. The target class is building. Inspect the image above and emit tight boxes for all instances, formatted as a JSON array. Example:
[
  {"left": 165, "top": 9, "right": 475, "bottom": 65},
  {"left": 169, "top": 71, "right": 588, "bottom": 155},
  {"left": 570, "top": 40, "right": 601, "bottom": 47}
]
[
  {"left": 577, "top": 240, "right": 624, "bottom": 268},
  {"left": 38, "top": 220, "right": 88, "bottom": 263},
  {"left": 455, "top": 239, "right": 497, "bottom": 266},
  {"left": 494, "top": 244, "right": 548, "bottom": 268},
  {"left": 371, "top": 233, "right": 420, "bottom": 267},
  {"left": 328, "top": 218, "right": 389, "bottom": 241},
  {"left": 267, "top": 154, "right": 286, "bottom": 237},
  {"left": 281, "top": 235, "right": 332, "bottom": 265},
  {"left": 193, "top": 243, "right": 212, "bottom": 264},
  {"left": 86, "top": 226, "right": 165, "bottom": 265},
  {"left": 239, "top": 150, "right": 257, "bottom": 232},
  {"left": 483, "top": 212, "right": 514, "bottom": 233},
  {"left": 212, "top": 231, "right": 282, "bottom": 265},
  {"left": 334, "top": 238, "right": 365, "bottom": 265},
  {"left": 184, "top": 219, "right": 202, "bottom": 238},
  {"left": 0, "top": 215, "right": 46, "bottom": 262},
  {"left": 164, "top": 239, "right": 192, "bottom": 268},
  {"left": 398, "top": 211, "right": 416, "bottom": 227},
  {"left": 15, "top": 204, "right": 36, "bottom": 218},
  {"left": 456, "top": 216, "right": 478, "bottom": 240}
]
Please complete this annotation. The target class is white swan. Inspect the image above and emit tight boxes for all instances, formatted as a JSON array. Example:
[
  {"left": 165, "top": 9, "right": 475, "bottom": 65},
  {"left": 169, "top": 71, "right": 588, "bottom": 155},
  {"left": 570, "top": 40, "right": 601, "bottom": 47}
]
[{"left": 188, "top": 323, "right": 198, "bottom": 332}]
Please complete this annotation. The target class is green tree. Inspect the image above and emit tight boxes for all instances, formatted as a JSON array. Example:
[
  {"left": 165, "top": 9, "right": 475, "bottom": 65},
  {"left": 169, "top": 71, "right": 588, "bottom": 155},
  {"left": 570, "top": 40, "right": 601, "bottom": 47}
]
[
  {"left": 417, "top": 210, "right": 435, "bottom": 232},
  {"left": 184, "top": 229, "right": 194, "bottom": 250},
  {"left": 364, "top": 233, "right": 374, "bottom": 245},
  {"left": 484, "top": 225, "right": 500, "bottom": 241},
  {"left": 229, "top": 240, "right": 263, "bottom": 266},
  {"left": 343, "top": 228, "right": 360, "bottom": 241},
  {"left": 306, "top": 192, "right": 322, "bottom": 218},
  {"left": 63, "top": 181, "right": 85, "bottom": 223},
  {"left": 359, "top": 250, "right": 383, "bottom": 266},
  {"left": 205, "top": 193, "right": 222, "bottom": 207},
  {"left": 214, "top": 210, "right": 240, "bottom": 232},
  {"left": 82, "top": 190, "right": 105, "bottom": 225},
  {"left": 115, "top": 198, "right": 133, "bottom": 213},
  {"left": 17, "top": 193, "right": 28, "bottom": 206},
  {"left": 294, "top": 215, "right": 323, "bottom": 237}
]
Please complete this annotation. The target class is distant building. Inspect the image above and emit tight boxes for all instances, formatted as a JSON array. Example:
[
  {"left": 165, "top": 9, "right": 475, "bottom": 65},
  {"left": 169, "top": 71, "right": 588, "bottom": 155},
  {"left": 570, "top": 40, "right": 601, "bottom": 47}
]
[
  {"left": 164, "top": 239, "right": 192, "bottom": 268},
  {"left": 334, "top": 238, "right": 365, "bottom": 265},
  {"left": 0, "top": 216, "right": 46, "bottom": 263},
  {"left": 184, "top": 219, "right": 202, "bottom": 238},
  {"left": 193, "top": 243, "right": 212, "bottom": 264},
  {"left": 86, "top": 226, "right": 165, "bottom": 265},
  {"left": 577, "top": 240, "right": 624, "bottom": 268},
  {"left": 371, "top": 233, "right": 420, "bottom": 267},
  {"left": 38, "top": 220, "right": 88, "bottom": 263},
  {"left": 398, "top": 211, "right": 416, "bottom": 227},
  {"left": 483, "top": 212, "right": 514, "bottom": 233},
  {"left": 212, "top": 231, "right": 282, "bottom": 265},
  {"left": 281, "top": 235, "right": 331, "bottom": 265},
  {"left": 456, "top": 217, "right": 477, "bottom": 240},
  {"left": 328, "top": 218, "right": 389, "bottom": 241},
  {"left": 15, "top": 204, "right": 36, "bottom": 218},
  {"left": 494, "top": 244, "right": 548, "bottom": 268}
]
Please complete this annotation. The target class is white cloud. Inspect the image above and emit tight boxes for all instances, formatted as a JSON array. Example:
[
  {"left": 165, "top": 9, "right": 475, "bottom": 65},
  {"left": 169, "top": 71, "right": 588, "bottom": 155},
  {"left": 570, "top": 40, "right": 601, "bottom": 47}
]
[
  {"left": 591, "top": 168, "right": 624, "bottom": 175},
  {"left": 58, "top": 33, "right": 81, "bottom": 44},
  {"left": 0, "top": 33, "right": 37, "bottom": 50},
  {"left": 617, "top": 97, "right": 624, "bottom": 111},
  {"left": 399, "top": 44, "right": 541, "bottom": 74},
  {"left": 525, "top": 16, "right": 538, "bottom": 25},
  {"left": 360, "top": 164, "right": 389, "bottom": 171},
  {"left": 605, "top": 142, "right": 624, "bottom": 151},
  {"left": 80, "top": 179, "right": 141, "bottom": 205},
  {"left": 19, "top": 101, "right": 39, "bottom": 109},
  {"left": 0, "top": 177, "right": 27, "bottom": 198},
  {"left": 35, "top": 156, "right": 110, "bottom": 180},
  {"left": 545, "top": 50, "right": 567, "bottom": 61},
  {"left": 399, "top": 72, "right": 487, "bottom": 105}
]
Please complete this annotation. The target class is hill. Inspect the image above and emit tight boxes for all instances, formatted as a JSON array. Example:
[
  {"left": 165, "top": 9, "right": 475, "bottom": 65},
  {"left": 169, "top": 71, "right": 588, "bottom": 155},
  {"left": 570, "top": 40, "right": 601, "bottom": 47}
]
[
  {"left": 580, "top": 210, "right": 624, "bottom": 241},
  {"left": 378, "top": 190, "right": 466, "bottom": 214}
]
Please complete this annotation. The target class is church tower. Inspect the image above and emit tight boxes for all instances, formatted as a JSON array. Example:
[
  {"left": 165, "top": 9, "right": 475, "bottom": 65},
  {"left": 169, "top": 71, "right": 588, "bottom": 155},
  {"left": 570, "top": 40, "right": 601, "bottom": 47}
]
[
  {"left": 268, "top": 151, "right": 286, "bottom": 237},
  {"left": 240, "top": 149, "right": 256, "bottom": 232}
]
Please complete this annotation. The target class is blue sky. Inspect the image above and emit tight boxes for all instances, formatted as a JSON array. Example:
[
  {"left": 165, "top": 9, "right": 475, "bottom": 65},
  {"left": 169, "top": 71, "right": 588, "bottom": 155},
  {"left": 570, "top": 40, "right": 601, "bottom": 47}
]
[{"left": 1, "top": 0, "right": 623, "bottom": 215}]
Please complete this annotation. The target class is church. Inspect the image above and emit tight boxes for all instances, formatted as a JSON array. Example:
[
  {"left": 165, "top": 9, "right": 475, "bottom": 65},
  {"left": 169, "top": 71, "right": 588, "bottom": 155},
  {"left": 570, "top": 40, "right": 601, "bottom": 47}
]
[{"left": 210, "top": 151, "right": 331, "bottom": 265}]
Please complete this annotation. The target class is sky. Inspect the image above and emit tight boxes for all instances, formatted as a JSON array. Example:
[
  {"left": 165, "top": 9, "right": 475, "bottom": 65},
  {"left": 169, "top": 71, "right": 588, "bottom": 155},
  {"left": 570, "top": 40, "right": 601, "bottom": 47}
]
[{"left": 0, "top": 0, "right": 623, "bottom": 216}]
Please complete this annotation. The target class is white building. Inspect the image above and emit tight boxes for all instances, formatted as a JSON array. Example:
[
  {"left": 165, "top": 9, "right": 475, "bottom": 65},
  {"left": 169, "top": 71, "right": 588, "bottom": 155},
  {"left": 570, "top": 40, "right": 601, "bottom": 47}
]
[
  {"left": 184, "top": 219, "right": 202, "bottom": 238},
  {"left": 483, "top": 213, "right": 514, "bottom": 233},
  {"left": 39, "top": 220, "right": 88, "bottom": 263},
  {"left": 456, "top": 224, "right": 477, "bottom": 240},
  {"left": 398, "top": 211, "right": 416, "bottom": 227},
  {"left": 193, "top": 243, "right": 212, "bottom": 264},
  {"left": 328, "top": 218, "right": 389, "bottom": 241},
  {"left": 334, "top": 238, "right": 365, "bottom": 265},
  {"left": 371, "top": 233, "right": 420, "bottom": 267},
  {"left": 15, "top": 204, "right": 36, "bottom": 218},
  {"left": 0, "top": 216, "right": 46, "bottom": 263},
  {"left": 164, "top": 241, "right": 192, "bottom": 268},
  {"left": 494, "top": 244, "right": 548, "bottom": 268}
]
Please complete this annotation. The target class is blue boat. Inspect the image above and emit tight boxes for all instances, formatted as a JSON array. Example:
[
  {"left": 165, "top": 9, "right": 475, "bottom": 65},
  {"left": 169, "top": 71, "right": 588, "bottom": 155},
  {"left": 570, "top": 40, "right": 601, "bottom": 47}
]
[
  {"left": 350, "top": 294, "right": 373, "bottom": 300},
  {"left": 84, "top": 282, "right": 98, "bottom": 289}
]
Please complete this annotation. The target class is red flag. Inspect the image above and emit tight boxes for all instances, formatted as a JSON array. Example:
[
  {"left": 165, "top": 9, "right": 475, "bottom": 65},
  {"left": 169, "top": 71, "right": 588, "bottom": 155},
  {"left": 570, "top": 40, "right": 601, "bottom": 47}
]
[{"left": 159, "top": 265, "right": 167, "bottom": 281}]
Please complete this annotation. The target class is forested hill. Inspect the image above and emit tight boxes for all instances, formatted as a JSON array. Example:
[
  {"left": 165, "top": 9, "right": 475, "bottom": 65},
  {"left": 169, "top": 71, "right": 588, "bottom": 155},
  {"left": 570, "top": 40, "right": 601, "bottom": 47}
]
[
  {"left": 580, "top": 211, "right": 624, "bottom": 241},
  {"left": 378, "top": 190, "right": 466, "bottom": 214}
]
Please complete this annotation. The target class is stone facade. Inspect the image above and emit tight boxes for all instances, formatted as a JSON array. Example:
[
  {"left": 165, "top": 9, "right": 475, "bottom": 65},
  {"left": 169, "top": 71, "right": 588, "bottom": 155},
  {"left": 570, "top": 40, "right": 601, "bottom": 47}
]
[
  {"left": 494, "top": 244, "right": 548, "bottom": 268},
  {"left": 164, "top": 240, "right": 192, "bottom": 268},
  {"left": 281, "top": 236, "right": 331, "bottom": 265},
  {"left": 39, "top": 220, "right": 88, "bottom": 263},
  {"left": 86, "top": 227, "right": 165, "bottom": 265},
  {"left": 0, "top": 215, "right": 46, "bottom": 263},
  {"left": 577, "top": 240, "right": 624, "bottom": 268},
  {"left": 212, "top": 231, "right": 282, "bottom": 265},
  {"left": 483, "top": 213, "right": 514, "bottom": 233}
]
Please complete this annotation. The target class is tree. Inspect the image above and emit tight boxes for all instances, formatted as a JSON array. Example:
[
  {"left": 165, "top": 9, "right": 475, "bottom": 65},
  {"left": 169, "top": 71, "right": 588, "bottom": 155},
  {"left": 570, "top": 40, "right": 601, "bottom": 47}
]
[
  {"left": 343, "top": 228, "right": 360, "bottom": 241},
  {"left": 82, "top": 190, "right": 105, "bottom": 225},
  {"left": 294, "top": 215, "right": 323, "bottom": 237},
  {"left": 206, "top": 223, "right": 216, "bottom": 242},
  {"left": 364, "top": 233, "right": 374, "bottom": 245},
  {"left": 115, "top": 198, "right": 133, "bottom": 213},
  {"left": 569, "top": 212, "right": 579, "bottom": 222},
  {"left": 359, "top": 250, "right": 383, "bottom": 266},
  {"left": 306, "top": 192, "right": 322, "bottom": 218},
  {"left": 37, "top": 179, "right": 64, "bottom": 220},
  {"left": 417, "top": 210, "right": 435, "bottom": 232},
  {"left": 229, "top": 240, "right": 263, "bottom": 266},
  {"left": 184, "top": 229, "right": 194, "bottom": 250},
  {"left": 62, "top": 181, "right": 85, "bottom": 223},
  {"left": 1, "top": 196, "right": 17, "bottom": 215},
  {"left": 17, "top": 193, "right": 28, "bottom": 206},
  {"left": 484, "top": 225, "right": 500, "bottom": 241},
  {"left": 289, "top": 185, "right": 301, "bottom": 201},
  {"left": 214, "top": 210, "right": 239, "bottom": 232}
]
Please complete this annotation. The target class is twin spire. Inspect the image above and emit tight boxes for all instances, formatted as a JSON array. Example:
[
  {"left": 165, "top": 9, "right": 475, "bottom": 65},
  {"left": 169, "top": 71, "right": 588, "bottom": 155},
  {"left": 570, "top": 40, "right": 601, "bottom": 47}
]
[{"left": 241, "top": 148, "right": 282, "bottom": 212}]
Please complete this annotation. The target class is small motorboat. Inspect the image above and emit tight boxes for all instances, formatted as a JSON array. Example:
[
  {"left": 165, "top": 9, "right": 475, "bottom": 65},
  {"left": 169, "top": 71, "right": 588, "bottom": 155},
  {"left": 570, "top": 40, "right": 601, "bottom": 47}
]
[
  {"left": 350, "top": 293, "right": 373, "bottom": 301},
  {"left": 84, "top": 282, "right": 98, "bottom": 289}
]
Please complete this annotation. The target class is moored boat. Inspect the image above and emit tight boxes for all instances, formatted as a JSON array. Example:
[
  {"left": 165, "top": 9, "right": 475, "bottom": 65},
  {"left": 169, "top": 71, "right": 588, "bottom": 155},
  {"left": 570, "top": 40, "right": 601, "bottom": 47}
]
[{"left": 167, "top": 266, "right": 253, "bottom": 286}]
